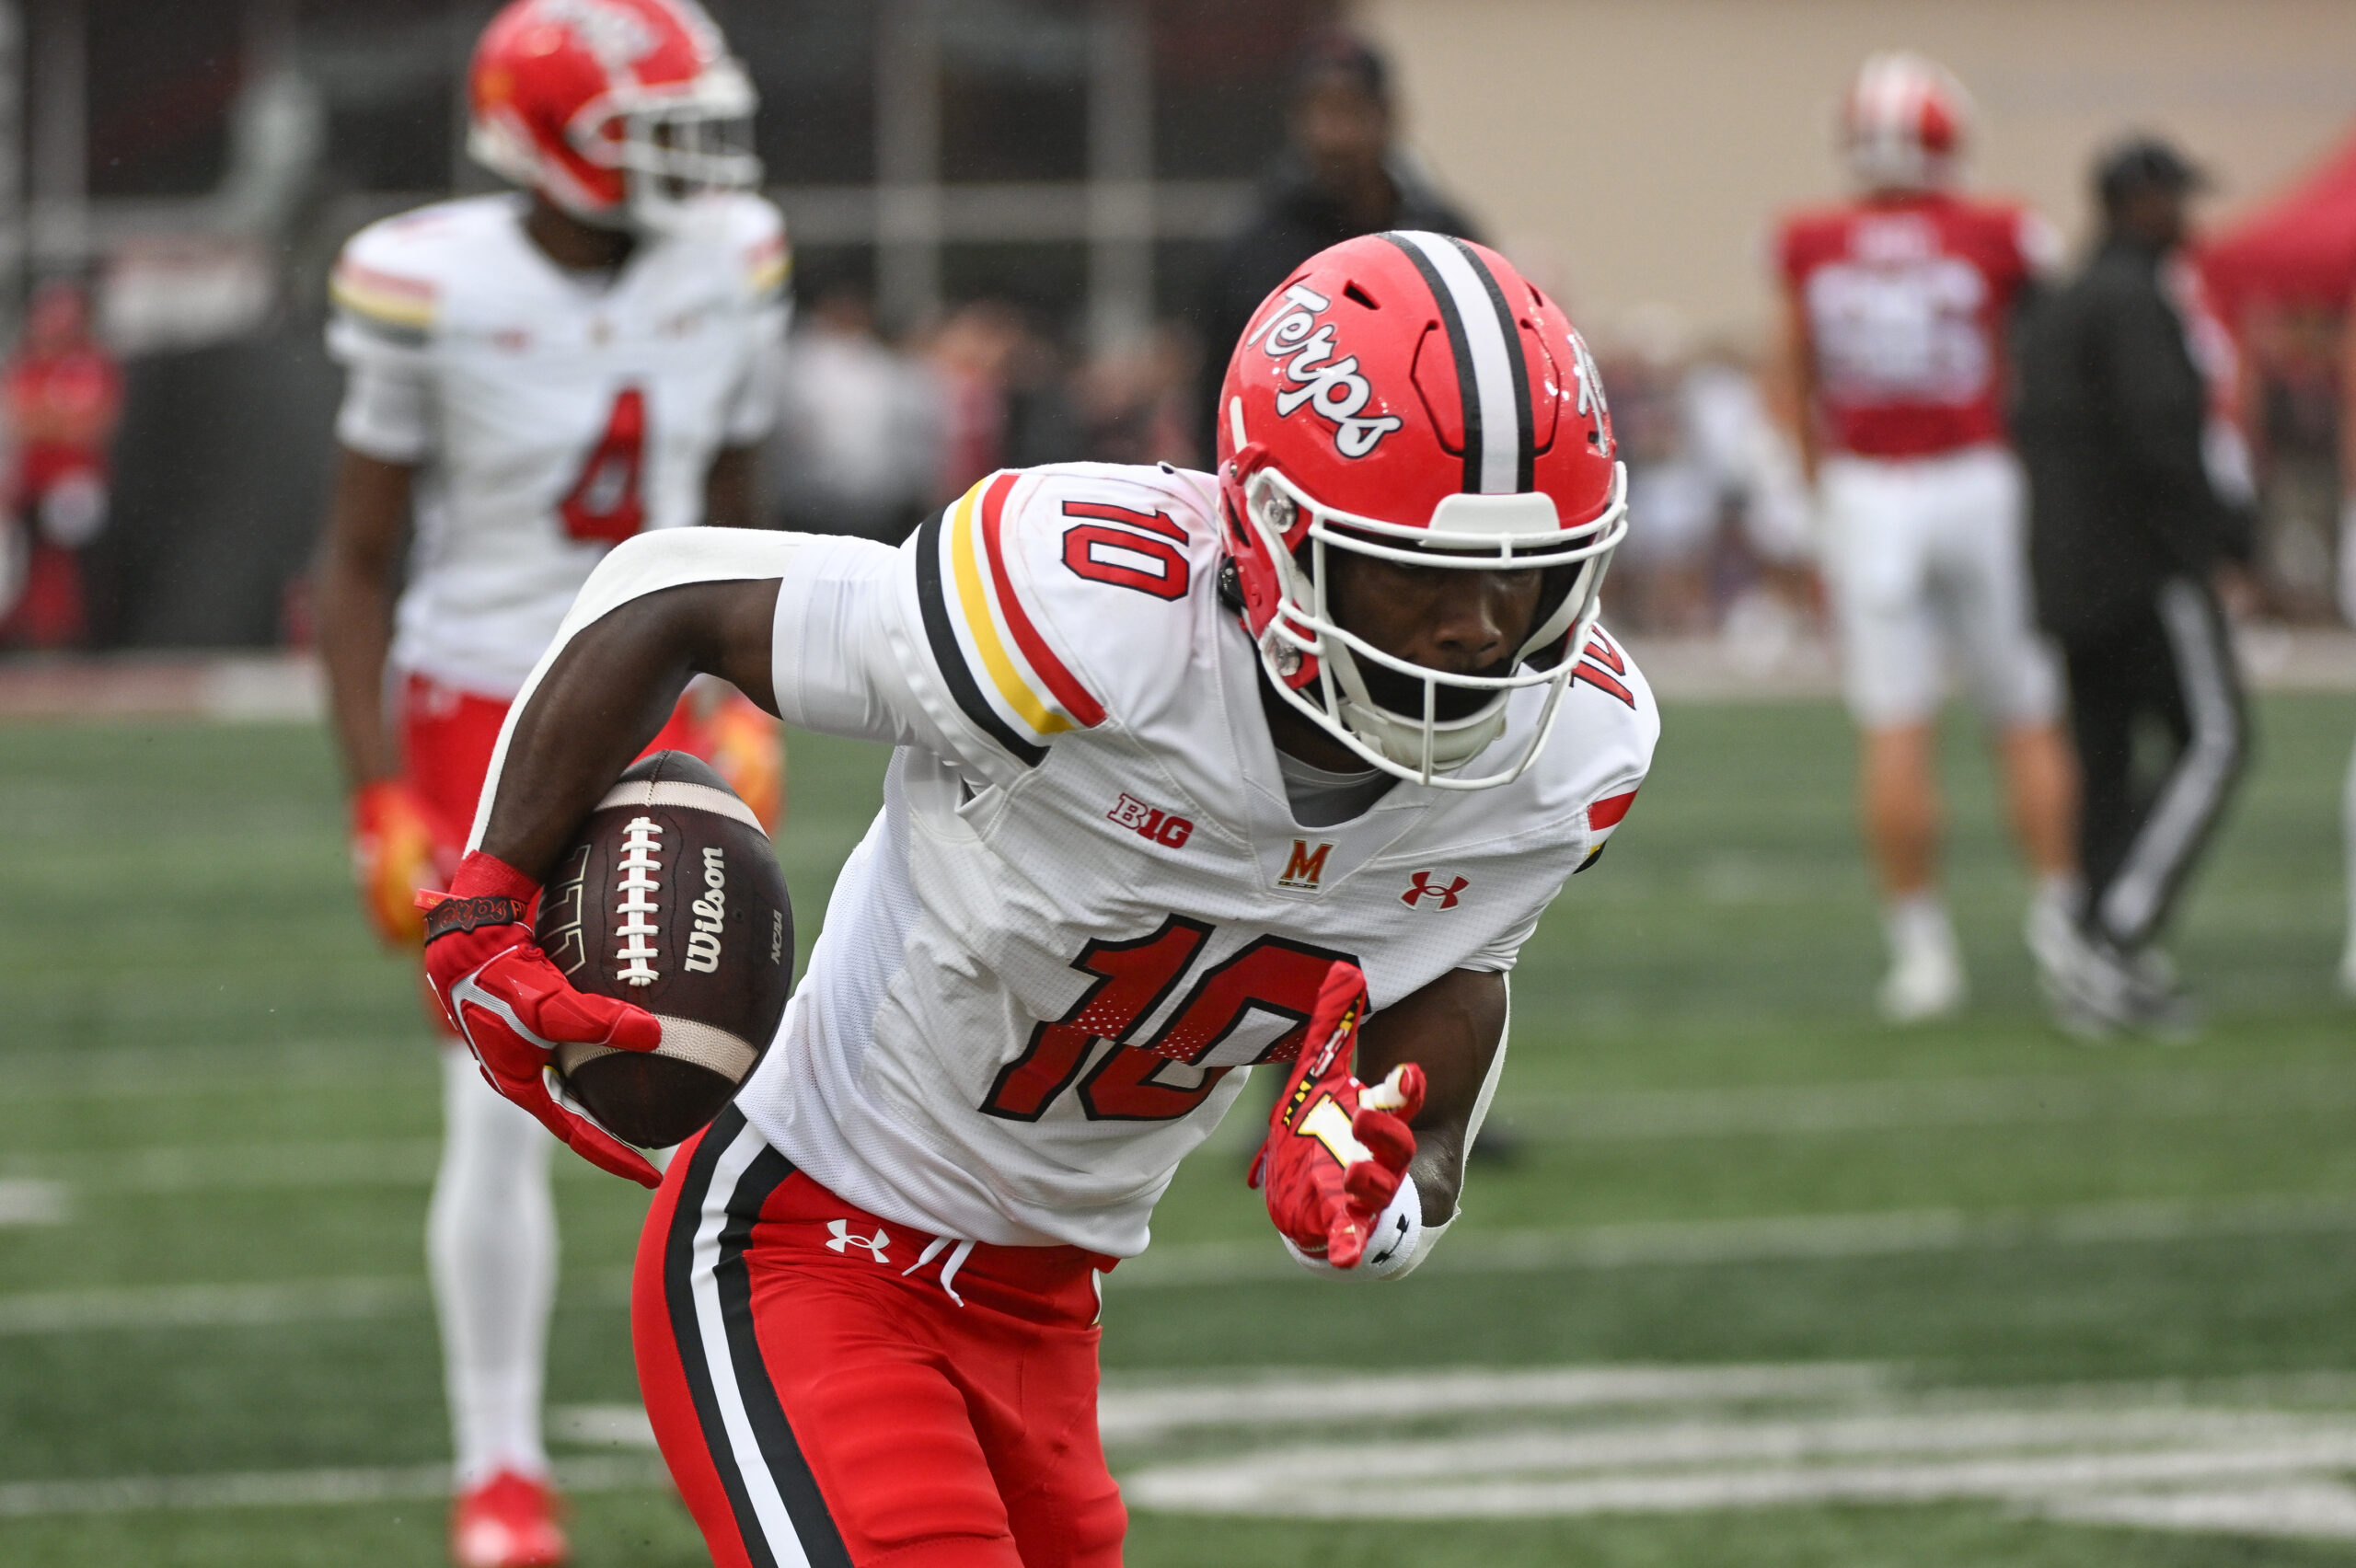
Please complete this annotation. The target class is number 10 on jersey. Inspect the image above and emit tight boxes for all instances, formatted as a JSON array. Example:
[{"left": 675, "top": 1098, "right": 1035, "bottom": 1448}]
[{"left": 981, "top": 917, "right": 1352, "bottom": 1123}]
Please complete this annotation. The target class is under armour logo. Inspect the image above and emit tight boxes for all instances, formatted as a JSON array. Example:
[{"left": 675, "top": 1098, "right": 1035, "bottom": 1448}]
[
  {"left": 826, "top": 1219, "right": 892, "bottom": 1262},
  {"left": 1401, "top": 871, "right": 1469, "bottom": 910}
]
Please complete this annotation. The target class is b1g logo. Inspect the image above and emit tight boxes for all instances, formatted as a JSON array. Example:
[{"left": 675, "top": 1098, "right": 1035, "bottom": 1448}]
[
  {"left": 1108, "top": 791, "right": 1194, "bottom": 848},
  {"left": 1246, "top": 283, "right": 1403, "bottom": 458}
]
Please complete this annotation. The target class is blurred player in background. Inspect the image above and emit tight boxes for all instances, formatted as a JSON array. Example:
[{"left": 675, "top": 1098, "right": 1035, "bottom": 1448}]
[
  {"left": 1773, "top": 52, "right": 2079, "bottom": 1023},
  {"left": 1195, "top": 30, "right": 1482, "bottom": 459},
  {"left": 312, "top": 2, "right": 786, "bottom": 1562},
  {"left": 0, "top": 279, "right": 121, "bottom": 649}
]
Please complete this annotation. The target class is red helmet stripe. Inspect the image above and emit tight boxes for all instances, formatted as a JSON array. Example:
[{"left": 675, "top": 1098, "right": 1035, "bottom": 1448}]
[{"left": 1384, "top": 231, "right": 1534, "bottom": 495}]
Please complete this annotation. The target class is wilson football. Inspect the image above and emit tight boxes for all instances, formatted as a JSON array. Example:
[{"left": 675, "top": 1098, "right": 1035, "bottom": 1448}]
[{"left": 535, "top": 751, "right": 791, "bottom": 1148}]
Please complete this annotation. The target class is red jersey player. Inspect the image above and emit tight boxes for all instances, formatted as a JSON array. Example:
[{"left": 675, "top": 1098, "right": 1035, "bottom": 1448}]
[
  {"left": 1773, "top": 52, "right": 2079, "bottom": 1023},
  {"left": 315, "top": 3, "right": 786, "bottom": 1562},
  {"left": 419, "top": 232, "right": 1653, "bottom": 1567}
]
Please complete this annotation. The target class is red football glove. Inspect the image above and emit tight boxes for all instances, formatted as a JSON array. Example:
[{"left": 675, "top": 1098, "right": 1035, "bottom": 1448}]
[
  {"left": 1249, "top": 963, "right": 1426, "bottom": 1270},
  {"left": 350, "top": 779, "right": 443, "bottom": 948},
  {"left": 421, "top": 851, "right": 665, "bottom": 1187}
]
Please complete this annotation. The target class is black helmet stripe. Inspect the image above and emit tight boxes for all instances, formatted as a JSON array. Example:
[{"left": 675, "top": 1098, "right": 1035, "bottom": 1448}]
[{"left": 1382, "top": 230, "right": 1534, "bottom": 494}]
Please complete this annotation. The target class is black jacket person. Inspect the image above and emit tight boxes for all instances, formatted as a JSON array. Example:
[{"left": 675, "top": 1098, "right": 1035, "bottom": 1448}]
[{"left": 2012, "top": 137, "right": 2254, "bottom": 1007}]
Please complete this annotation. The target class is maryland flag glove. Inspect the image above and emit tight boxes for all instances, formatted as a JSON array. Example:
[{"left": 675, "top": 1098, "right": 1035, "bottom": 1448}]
[
  {"left": 421, "top": 851, "right": 664, "bottom": 1187},
  {"left": 1250, "top": 963, "right": 1426, "bottom": 1274},
  {"left": 349, "top": 779, "right": 442, "bottom": 948}
]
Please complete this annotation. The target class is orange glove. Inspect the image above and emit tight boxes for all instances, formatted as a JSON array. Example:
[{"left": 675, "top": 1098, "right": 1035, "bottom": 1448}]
[
  {"left": 350, "top": 779, "right": 442, "bottom": 948},
  {"left": 701, "top": 689, "right": 785, "bottom": 834}
]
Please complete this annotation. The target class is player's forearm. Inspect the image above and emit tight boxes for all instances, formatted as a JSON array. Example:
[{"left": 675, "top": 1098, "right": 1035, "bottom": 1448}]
[
  {"left": 317, "top": 554, "right": 400, "bottom": 787},
  {"left": 477, "top": 576, "right": 779, "bottom": 881},
  {"left": 316, "top": 453, "right": 414, "bottom": 788},
  {"left": 1354, "top": 967, "right": 1506, "bottom": 1225}
]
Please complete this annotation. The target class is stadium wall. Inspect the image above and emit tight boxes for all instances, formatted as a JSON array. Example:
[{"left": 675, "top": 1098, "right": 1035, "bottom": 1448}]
[{"left": 1357, "top": 0, "right": 2356, "bottom": 345}]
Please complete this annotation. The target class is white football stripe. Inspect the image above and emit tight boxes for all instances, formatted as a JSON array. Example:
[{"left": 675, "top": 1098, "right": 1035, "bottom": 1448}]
[
  {"left": 594, "top": 778, "right": 766, "bottom": 836},
  {"left": 1400, "top": 230, "right": 1521, "bottom": 493}
]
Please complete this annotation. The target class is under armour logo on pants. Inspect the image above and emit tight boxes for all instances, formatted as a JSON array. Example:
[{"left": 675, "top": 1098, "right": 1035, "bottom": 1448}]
[{"left": 826, "top": 1219, "right": 891, "bottom": 1262}]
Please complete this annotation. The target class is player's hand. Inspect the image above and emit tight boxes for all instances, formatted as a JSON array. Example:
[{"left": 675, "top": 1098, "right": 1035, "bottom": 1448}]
[
  {"left": 421, "top": 850, "right": 665, "bottom": 1187},
  {"left": 349, "top": 779, "right": 441, "bottom": 947},
  {"left": 1249, "top": 963, "right": 1426, "bottom": 1270},
  {"left": 702, "top": 689, "right": 784, "bottom": 834}
]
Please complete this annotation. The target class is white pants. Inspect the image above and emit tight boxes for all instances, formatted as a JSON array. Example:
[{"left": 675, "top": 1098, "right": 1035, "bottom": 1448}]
[{"left": 1819, "top": 445, "right": 2062, "bottom": 731}]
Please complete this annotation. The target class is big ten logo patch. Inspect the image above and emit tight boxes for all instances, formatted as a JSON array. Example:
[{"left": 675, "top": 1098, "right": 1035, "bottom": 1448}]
[
  {"left": 1277, "top": 838, "right": 1334, "bottom": 892},
  {"left": 1108, "top": 792, "right": 1195, "bottom": 848}
]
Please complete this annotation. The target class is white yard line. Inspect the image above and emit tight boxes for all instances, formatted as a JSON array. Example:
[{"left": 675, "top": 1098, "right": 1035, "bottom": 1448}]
[
  {"left": 1114, "top": 1193, "right": 2356, "bottom": 1288},
  {"left": 1508, "top": 1066, "right": 2356, "bottom": 1142},
  {"left": 6, "top": 1194, "right": 2344, "bottom": 1335},
  {"left": 0, "top": 1269, "right": 632, "bottom": 1336},
  {"left": 0, "top": 1180, "right": 65, "bottom": 1227},
  {"left": 0, "top": 1455, "right": 666, "bottom": 1519},
  {"left": 1094, "top": 1365, "right": 1888, "bottom": 1444}
]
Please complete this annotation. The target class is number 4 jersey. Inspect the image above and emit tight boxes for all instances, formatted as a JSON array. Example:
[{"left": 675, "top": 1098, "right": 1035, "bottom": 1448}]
[
  {"left": 329, "top": 190, "right": 790, "bottom": 699},
  {"left": 503, "top": 461, "right": 1658, "bottom": 1258},
  {"left": 1776, "top": 190, "right": 2058, "bottom": 460}
]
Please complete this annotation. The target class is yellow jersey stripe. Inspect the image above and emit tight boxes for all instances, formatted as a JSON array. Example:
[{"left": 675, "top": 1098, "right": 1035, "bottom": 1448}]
[
  {"left": 329, "top": 273, "right": 435, "bottom": 330},
  {"left": 949, "top": 480, "right": 1069, "bottom": 739}
]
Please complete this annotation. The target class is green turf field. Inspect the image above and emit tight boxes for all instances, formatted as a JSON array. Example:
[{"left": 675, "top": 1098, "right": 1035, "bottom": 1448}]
[{"left": 6, "top": 696, "right": 2356, "bottom": 1566}]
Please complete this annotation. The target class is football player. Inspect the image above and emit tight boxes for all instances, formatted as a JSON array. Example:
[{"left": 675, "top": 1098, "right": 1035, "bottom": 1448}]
[
  {"left": 313, "top": 3, "right": 787, "bottom": 1562},
  {"left": 419, "top": 231, "right": 1654, "bottom": 1567},
  {"left": 1773, "top": 52, "right": 2079, "bottom": 1022}
]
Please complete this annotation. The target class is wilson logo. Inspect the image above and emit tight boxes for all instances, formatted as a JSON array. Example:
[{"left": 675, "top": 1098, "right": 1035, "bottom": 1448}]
[
  {"left": 1108, "top": 791, "right": 1195, "bottom": 848},
  {"left": 684, "top": 846, "right": 726, "bottom": 974},
  {"left": 1246, "top": 282, "right": 1403, "bottom": 458},
  {"left": 825, "top": 1219, "right": 891, "bottom": 1262},
  {"left": 1276, "top": 838, "right": 1335, "bottom": 892},
  {"left": 1401, "top": 870, "right": 1469, "bottom": 910}
]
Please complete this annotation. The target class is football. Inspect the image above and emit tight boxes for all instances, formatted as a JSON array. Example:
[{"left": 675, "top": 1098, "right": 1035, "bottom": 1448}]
[{"left": 534, "top": 750, "right": 792, "bottom": 1148}]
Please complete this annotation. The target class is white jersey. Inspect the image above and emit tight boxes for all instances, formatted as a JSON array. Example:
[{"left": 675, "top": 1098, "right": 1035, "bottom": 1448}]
[
  {"left": 496, "top": 462, "right": 1657, "bottom": 1258},
  {"left": 328, "top": 191, "right": 790, "bottom": 698}
]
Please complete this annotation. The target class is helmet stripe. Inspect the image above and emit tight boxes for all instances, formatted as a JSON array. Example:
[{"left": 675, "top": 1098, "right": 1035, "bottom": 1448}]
[{"left": 1385, "top": 232, "right": 1531, "bottom": 494}]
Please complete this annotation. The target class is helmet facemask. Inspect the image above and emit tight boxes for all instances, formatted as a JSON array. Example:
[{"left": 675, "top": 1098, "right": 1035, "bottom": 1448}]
[
  {"left": 1238, "top": 462, "right": 1626, "bottom": 790},
  {"left": 576, "top": 59, "right": 761, "bottom": 232}
]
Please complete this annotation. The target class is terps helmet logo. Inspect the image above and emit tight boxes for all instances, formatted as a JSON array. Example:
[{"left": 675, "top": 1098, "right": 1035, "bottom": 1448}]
[
  {"left": 1568, "top": 329, "right": 1613, "bottom": 455},
  {"left": 532, "top": 0, "right": 660, "bottom": 67},
  {"left": 1246, "top": 283, "right": 1403, "bottom": 459}
]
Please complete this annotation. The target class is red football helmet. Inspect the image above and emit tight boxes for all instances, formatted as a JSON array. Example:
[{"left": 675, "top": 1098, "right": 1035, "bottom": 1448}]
[
  {"left": 1215, "top": 232, "right": 1625, "bottom": 790},
  {"left": 1842, "top": 52, "right": 1969, "bottom": 193},
  {"left": 467, "top": 0, "right": 758, "bottom": 232}
]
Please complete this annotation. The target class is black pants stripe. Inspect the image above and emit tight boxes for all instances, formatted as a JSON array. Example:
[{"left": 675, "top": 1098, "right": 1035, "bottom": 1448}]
[
  {"left": 663, "top": 1107, "right": 852, "bottom": 1568},
  {"left": 2062, "top": 576, "right": 2248, "bottom": 949}
]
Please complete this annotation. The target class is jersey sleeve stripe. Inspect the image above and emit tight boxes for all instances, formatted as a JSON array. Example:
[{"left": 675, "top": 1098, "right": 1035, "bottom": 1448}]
[
  {"left": 949, "top": 477, "right": 1077, "bottom": 744},
  {"left": 1588, "top": 790, "right": 1638, "bottom": 830},
  {"left": 745, "top": 236, "right": 791, "bottom": 299},
  {"left": 982, "top": 475, "right": 1108, "bottom": 729},
  {"left": 329, "top": 262, "right": 436, "bottom": 330},
  {"left": 914, "top": 503, "right": 1048, "bottom": 768}
]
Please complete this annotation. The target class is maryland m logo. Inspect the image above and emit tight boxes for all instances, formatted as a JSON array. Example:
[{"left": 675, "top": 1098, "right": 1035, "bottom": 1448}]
[{"left": 1276, "top": 838, "right": 1334, "bottom": 892}]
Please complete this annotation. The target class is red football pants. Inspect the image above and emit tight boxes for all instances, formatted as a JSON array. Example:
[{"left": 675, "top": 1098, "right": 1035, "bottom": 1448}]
[
  {"left": 633, "top": 1109, "right": 1127, "bottom": 1568},
  {"left": 396, "top": 672, "right": 709, "bottom": 863}
]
